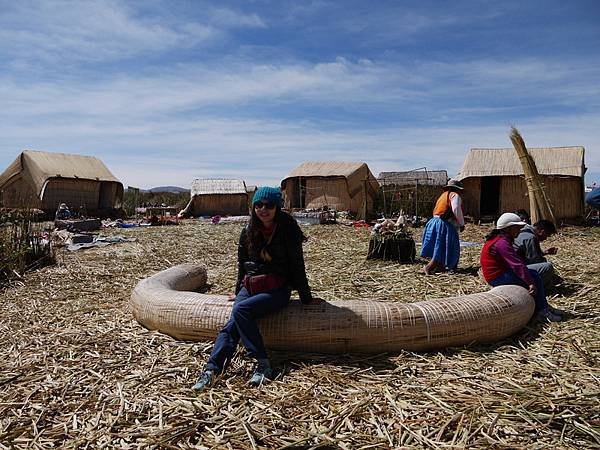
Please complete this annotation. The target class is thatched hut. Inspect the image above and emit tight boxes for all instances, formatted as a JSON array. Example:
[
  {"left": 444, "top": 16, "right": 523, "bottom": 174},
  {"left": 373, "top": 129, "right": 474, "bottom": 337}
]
[
  {"left": 377, "top": 170, "right": 448, "bottom": 217},
  {"left": 179, "top": 179, "right": 249, "bottom": 217},
  {"left": 281, "top": 161, "right": 380, "bottom": 219},
  {"left": 456, "top": 147, "right": 586, "bottom": 220},
  {"left": 0, "top": 150, "right": 123, "bottom": 214},
  {"left": 245, "top": 185, "right": 257, "bottom": 210}
]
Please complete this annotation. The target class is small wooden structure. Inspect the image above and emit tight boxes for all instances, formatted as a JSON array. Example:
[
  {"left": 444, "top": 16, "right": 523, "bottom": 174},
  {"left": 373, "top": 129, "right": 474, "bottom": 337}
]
[
  {"left": 281, "top": 161, "right": 380, "bottom": 219},
  {"left": 377, "top": 169, "right": 448, "bottom": 217},
  {"left": 179, "top": 179, "right": 249, "bottom": 217},
  {"left": 142, "top": 206, "right": 179, "bottom": 225},
  {"left": 457, "top": 147, "right": 586, "bottom": 220}
]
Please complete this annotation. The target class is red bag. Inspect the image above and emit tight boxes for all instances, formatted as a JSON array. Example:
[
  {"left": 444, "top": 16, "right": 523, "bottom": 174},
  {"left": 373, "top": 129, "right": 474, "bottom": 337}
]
[{"left": 243, "top": 273, "right": 287, "bottom": 295}]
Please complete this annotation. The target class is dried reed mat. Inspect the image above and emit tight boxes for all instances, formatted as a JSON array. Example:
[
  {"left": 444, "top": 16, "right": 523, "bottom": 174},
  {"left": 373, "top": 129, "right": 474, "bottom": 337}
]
[
  {"left": 1, "top": 222, "right": 599, "bottom": 448},
  {"left": 131, "top": 264, "right": 535, "bottom": 353},
  {"left": 510, "top": 127, "right": 556, "bottom": 224}
]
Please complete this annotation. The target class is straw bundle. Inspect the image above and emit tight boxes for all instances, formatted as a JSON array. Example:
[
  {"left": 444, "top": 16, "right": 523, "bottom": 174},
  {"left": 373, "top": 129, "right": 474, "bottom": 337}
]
[
  {"left": 510, "top": 127, "right": 556, "bottom": 224},
  {"left": 131, "top": 263, "right": 535, "bottom": 353}
]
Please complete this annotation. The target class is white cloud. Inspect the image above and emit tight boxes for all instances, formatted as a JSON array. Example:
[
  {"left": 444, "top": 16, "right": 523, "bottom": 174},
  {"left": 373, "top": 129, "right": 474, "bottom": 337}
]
[
  {"left": 208, "top": 7, "right": 266, "bottom": 28},
  {"left": 0, "top": 1, "right": 267, "bottom": 64},
  {"left": 0, "top": 58, "right": 383, "bottom": 119}
]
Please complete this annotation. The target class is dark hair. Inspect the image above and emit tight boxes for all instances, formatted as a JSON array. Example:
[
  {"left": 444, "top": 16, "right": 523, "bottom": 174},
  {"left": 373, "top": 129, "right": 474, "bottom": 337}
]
[
  {"left": 513, "top": 209, "right": 530, "bottom": 223},
  {"left": 485, "top": 228, "right": 506, "bottom": 241},
  {"left": 246, "top": 208, "right": 307, "bottom": 253},
  {"left": 533, "top": 219, "right": 556, "bottom": 234}
]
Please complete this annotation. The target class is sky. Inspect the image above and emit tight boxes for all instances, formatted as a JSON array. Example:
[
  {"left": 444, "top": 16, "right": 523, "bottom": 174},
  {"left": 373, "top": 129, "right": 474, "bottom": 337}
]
[{"left": 1, "top": 0, "right": 599, "bottom": 189}]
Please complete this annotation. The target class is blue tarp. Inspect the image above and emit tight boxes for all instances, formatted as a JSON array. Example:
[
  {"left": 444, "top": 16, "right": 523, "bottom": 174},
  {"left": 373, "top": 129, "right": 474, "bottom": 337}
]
[{"left": 585, "top": 188, "right": 600, "bottom": 209}]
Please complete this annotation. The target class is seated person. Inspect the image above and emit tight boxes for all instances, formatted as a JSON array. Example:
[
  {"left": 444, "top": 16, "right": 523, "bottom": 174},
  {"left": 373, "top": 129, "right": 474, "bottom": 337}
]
[
  {"left": 513, "top": 219, "right": 558, "bottom": 291},
  {"left": 318, "top": 205, "right": 336, "bottom": 224},
  {"left": 480, "top": 213, "right": 563, "bottom": 322},
  {"left": 55, "top": 203, "right": 71, "bottom": 220}
]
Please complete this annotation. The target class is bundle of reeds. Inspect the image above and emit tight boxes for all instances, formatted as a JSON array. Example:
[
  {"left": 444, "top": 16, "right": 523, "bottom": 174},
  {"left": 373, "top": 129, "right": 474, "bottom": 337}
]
[{"left": 510, "top": 127, "right": 556, "bottom": 224}]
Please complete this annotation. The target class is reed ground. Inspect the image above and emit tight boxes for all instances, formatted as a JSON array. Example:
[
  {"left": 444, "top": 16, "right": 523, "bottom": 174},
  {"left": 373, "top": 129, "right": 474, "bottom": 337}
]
[{"left": 1, "top": 221, "right": 599, "bottom": 449}]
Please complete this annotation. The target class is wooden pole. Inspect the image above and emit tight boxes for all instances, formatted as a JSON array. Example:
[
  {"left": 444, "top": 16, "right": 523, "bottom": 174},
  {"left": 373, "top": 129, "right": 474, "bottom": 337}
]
[
  {"left": 414, "top": 178, "right": 419, "bottom": 218},
  {"left": 363, "top": 176, "right": 368, "bottom": 220}
]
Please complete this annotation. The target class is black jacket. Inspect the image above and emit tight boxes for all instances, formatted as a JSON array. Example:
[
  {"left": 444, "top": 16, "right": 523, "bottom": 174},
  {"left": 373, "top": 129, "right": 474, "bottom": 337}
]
[{"left": 235, "top": 216, "right": 313, "bottom": 303}]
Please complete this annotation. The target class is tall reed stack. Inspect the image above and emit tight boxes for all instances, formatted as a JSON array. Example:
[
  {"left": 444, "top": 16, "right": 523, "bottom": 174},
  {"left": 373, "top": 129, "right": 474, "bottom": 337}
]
[{"left": 510, "top": 127, "right": 556, "bottom": 224}]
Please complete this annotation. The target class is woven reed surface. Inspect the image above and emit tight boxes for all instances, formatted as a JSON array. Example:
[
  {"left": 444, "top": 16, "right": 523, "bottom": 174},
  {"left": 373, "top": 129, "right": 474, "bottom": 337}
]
[
  {"left": 2, "top": 221, "right": 599, "bottom": 448},
  {"left": 131, "top": 263, "right": 534, "bottom": 353}
]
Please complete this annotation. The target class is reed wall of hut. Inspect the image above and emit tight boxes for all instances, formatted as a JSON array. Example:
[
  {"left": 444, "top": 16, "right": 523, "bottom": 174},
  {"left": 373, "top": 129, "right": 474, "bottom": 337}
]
[
  {"left": 282, "top": 176, "right": 376, "bottom": 218},
  {"left": 460, "top": 175, "right": 583, "bottom": 220},
  {"left": 188, "top": 193, "right": 249, "bottom": 216},
  {"left": 281, "top": 162, "right": 380, "bottom": 219},
  {"left": 41, "top": 178, "right": 123, "bottom": 212},
  {"left": 0, "top": 150, "right": 124, "bottom": 213},
  {"left": 457, "top": 147, "right": 585, "bottom": 221},
  {"left": 0, "top": 176, "right": 38, "bottom": 208}
]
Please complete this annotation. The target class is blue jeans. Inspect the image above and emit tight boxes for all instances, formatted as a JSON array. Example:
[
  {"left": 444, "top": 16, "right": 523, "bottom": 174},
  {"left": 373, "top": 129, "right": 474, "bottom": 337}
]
[
  {"left": 205, "top": 286, "right": 291, "bottom": 374},
  {"left": 488, "top": 269, "right": 548, "bottom": 311}
]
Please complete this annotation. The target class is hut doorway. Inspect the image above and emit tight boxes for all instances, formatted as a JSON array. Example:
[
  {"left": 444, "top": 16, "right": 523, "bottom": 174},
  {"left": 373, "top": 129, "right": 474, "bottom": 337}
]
[
  {"left": 480, "top": 177, "right": 501, "bottom": 216},
  {"left": 292, "top": 177, "right": 306, "bottom": 208},
  {"left": 99, "top": 182, "right": 113, "bottom": 209}
]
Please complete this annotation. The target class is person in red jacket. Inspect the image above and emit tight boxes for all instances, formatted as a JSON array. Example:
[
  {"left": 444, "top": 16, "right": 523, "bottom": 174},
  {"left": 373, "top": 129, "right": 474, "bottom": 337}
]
[{"left": 480, "top": 213, "right": 563, "bottom": 322}]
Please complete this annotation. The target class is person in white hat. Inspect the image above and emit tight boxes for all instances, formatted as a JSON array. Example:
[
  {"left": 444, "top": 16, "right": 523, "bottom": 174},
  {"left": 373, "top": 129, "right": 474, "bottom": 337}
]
[
  {"left": 480, "top": 212, "right": 563, "bottom": 322},
  {"left": 421, "top": 179, "right": 465, "bottom": 274}
]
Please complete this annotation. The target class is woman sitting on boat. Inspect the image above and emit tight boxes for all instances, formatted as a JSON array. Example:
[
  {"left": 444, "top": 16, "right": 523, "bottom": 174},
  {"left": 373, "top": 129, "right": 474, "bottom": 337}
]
[{"left": 193, "top": 186, "right": 321, "bottom": 391}]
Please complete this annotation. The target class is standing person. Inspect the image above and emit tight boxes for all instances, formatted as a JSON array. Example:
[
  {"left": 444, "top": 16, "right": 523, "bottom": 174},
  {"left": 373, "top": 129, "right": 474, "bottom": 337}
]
[
  {"left": 193, "top": 187, "right": 321, "bottom": 391},
  {"left": 480, "top": 213, "right": 563, "bottom": 322},
  {"left": 421, "top": 179, "right": 465, "bottom": 274},
  {"left": 514, "top": 220, "right": 559, "bottom": 291}
]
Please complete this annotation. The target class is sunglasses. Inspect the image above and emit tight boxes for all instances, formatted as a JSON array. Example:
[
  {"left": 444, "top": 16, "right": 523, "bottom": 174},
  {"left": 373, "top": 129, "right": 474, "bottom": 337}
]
[{"left": 254, "top": 201, "right": 276, "bottom": 210}]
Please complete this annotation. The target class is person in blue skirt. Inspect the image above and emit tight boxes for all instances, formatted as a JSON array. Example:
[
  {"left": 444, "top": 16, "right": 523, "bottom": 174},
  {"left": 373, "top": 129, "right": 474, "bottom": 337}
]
[{"left": 421, "top": 179, "right": 465, "bottom": 274}]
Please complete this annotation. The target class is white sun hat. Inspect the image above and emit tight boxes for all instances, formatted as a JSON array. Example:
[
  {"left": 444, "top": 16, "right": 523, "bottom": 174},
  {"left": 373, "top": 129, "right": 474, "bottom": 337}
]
[{"left": 496, "top": 213, "right": 527, "bottom": 230}]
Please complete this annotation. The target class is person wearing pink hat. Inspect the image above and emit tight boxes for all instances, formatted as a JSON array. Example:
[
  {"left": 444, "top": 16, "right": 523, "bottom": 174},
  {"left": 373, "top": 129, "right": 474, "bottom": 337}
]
[{"left": 480, "top": 212, "right": 563, "bottom": 322}]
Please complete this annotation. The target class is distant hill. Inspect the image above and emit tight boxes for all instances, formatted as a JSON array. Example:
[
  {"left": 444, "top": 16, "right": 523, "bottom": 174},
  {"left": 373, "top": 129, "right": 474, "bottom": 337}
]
[{"left": 148, "top": 186, "right": 190, "bottom": 194}]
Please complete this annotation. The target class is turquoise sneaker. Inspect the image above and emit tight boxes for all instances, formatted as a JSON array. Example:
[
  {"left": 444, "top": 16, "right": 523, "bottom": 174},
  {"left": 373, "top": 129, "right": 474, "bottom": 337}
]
[
  {"left": 192, "top": 370, "right": 214, "bottom": 391},
  {"left": 249, "top": 367, "right": 274, "bottom": 386}
]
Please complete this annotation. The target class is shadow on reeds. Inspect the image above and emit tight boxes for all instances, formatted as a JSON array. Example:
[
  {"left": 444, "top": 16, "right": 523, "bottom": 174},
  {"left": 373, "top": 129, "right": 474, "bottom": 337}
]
[
  {"left": 451, "top": 265, "right": 481, "bottom": 276},
  {"left": 548, "top": 280, "right": 584, "bottom": 297}
]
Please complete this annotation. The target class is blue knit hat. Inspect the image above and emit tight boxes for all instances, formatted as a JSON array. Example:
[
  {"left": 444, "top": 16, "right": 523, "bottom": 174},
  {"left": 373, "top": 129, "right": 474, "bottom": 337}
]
[{"left": 253, "top": 186, "right": 283, "bottom": 208}]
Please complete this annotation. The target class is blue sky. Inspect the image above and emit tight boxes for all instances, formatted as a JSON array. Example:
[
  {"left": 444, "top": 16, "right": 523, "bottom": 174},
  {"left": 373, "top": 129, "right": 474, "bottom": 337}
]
[{"left": 1, "top": 0, "right": 599, "bottom": 188}]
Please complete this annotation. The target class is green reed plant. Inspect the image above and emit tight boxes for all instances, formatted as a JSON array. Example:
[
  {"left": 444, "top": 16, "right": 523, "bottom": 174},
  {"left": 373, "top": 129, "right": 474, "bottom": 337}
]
[{"left": 0, "top": 208, "right": 55, "bottom": 286}]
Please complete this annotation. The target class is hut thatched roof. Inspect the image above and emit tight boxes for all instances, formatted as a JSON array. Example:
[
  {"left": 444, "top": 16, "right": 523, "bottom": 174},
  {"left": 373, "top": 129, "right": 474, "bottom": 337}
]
[
  {"left": 0, "top": 150, "right": 121, "bottom": 196},
  {"left": 190, "top": 179, "right": 247, "bottom": 196},
  {"left": 283, "top": 161, "right": 370, "bottom": 179},
  {"left": 378, "top": 170, "right": 448, "bottom": 186},
  {"left": 282, "top": 161, "right": 380, "bottom": 192},
  {"left": 457, "top": 147, "right": 585, "bottom": 180}
]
